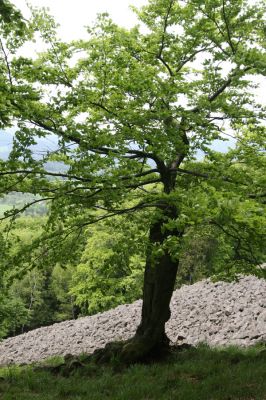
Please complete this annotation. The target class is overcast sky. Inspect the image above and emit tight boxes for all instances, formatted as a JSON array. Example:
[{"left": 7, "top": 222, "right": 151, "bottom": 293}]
[
  {"left": 12, "top": 0, "right": 148, "bottom": 40},
  {"left": 11, "top": 0, "right": 265, "bottom": 102}
]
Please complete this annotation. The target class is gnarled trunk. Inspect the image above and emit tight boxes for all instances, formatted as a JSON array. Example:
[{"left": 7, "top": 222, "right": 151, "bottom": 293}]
[
  {"left": 112, "top": 203, "right": 182, "bottom": 363},
  {"left": 135, "top": 214, "right": 180, "bottom": 348}
]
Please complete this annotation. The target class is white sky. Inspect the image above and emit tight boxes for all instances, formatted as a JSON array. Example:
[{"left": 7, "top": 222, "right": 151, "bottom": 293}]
[
  {"left": 10, "top": 0, "right": 265, "bottom": 103},
  {"left": 12, "top": 0, "right": 148, "bottom": 40}
]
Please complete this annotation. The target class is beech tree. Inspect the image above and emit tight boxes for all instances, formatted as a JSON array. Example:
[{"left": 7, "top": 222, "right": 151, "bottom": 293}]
[{"left": 0, "top": 0, "right": 265, "bottom": 361}]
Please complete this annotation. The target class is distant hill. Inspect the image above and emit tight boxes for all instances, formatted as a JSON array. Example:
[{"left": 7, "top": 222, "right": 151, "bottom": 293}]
[
  {"left": 0, "top": 130, "right": 67, "bottom": 173},
  {"left": 0, "top": 131, "right": 67, "bottom": 216},
  {"left": 0, "top": 130, "right": 60, "bottom": 160}
]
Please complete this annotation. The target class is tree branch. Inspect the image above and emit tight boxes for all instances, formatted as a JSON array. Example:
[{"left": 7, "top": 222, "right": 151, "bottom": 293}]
[
  {"left": 0, "top": 197, "right": 53, "bottom": 221},
  {"left": 222, "top": 0, "right": 235, "bottom": 54},
  {"left": 171, "top": 167, "right": 249, "bottom": 187},
  {"left": 156, "top": 0, "right": 175, "bottom": 76},
  {"left": 158, "top": 0, "right": 175, "bottom": 58},
  {"left": 0, "top": 38, "right": 13, "bottom": 86},
  {"left": 0, "top": 169, "right": 92, "bottom": 181},
  {"left": 175, "top": 46, "right": 215, "bottom": 74},
  {"left": 0, "top": 167, "right": 159, "bottom": 186},
  {"left": 192, "top": 66, "right": 252, "bottom": 112},
  {"left": 157, "top": 55, "right": 174, "bottom": 76}
]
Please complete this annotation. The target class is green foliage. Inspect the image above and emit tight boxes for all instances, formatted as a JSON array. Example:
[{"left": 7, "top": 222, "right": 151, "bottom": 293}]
[
  {"left": 0, "top": 0, "right": 25, "bottom": 32},
  {"left": 0, "top": 217, "right": 76, "bottom": 338},
  {"left": 0, "top": 345, "right": 265, "bottom": 399},
  {"left": 71, "top": 216, "right": 146, "bottom": 314},
  {"left": 0, "top": 232, "right": 12, "bottom": 338},
  {"left": 0, "top": 296, "right": 28, "bottom": 338},
  {"left": 0, "top": 213, "right": 144, "bottom": 338},
  {"left": 50, "top": 264, "right": 77, "bottom": 321},
  {"left": 0, "top": 261, "right": 78, "bottom": 338}
]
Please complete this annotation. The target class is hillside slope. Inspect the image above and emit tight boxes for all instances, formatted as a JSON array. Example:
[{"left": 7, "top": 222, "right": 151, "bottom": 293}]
[{"left": 0, "top": 275, "right": 265, "bottom": 366}]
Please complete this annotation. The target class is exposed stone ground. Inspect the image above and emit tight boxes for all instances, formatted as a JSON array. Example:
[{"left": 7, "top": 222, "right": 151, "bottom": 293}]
[{"left": 0, "top": 275, "right": 265, "bottom": 366}]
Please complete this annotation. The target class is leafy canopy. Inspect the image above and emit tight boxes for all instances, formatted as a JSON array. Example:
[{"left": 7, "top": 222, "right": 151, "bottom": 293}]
[{"left": 0, "top": 0, "right": 265, "bottom": 277}]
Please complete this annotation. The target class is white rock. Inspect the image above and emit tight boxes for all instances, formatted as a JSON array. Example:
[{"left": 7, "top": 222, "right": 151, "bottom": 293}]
[{"left": 0, "top": 275, "right": 265, "bottom": 366}]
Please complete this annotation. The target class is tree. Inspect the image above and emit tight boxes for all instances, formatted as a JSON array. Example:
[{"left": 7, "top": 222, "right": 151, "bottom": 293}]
[
  {"left": 0, "top": 0, "right": 29, "bottom": 127},
  {"left": 71, "top": 215, "right": 145, "bottom": 315},
  {"left": 0, "top": 0, "right": 265, "bottom": 361},
  {"left": 0, "top": 216, "right": 79, "bottom": 337}
]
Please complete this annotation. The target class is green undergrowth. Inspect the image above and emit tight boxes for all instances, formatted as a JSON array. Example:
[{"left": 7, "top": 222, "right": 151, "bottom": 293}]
[{"left": 0, "top": 344, "right": 265, "bottom": 400}]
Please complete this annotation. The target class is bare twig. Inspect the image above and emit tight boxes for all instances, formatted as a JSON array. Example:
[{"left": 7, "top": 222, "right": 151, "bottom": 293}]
[
  {"left": 0, "top": 38, "right": 13, "bottom": 86},
  {"left": 222, "top": 0, "right": 235, "bottom": 54}
]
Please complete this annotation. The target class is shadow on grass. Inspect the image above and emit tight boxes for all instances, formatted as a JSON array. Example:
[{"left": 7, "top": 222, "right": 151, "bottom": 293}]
[{"left": 0, "top": 343, "right": 265, "bottom": 400}]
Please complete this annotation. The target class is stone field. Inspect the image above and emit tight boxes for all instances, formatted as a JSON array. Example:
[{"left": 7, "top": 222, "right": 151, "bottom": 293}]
[{"left": 0, "top": 275, "right": 265, "bottom": 366}]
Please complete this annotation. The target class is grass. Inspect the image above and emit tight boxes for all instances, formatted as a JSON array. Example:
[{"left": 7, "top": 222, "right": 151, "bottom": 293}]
[{"left": 0, "top": 344, "right": 265, "bottom": 400}]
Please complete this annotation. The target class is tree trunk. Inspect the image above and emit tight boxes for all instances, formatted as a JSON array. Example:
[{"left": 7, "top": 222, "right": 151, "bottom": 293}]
[
  {"left": 136, "top": 214, "right": 180, "bottom": 346},
  {"left": 90, "top": 204, "right": 181, "bottom": 365},
  {"left": 109, "top": 202, "right": 182, "bottom": 363}
]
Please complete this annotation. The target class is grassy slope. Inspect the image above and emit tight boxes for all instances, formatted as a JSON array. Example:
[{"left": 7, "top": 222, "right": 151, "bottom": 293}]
[{"left": 0, "top": 344, "right": 265, "bottom": 400}]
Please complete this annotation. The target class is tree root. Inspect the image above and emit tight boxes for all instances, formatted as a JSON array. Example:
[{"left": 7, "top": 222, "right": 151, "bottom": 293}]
[
  {"left": 34, "top": 338, "right": 193, "bottom": 376},
  {"left": 91, "top": 335, "right": 174, "bottom": 365}
]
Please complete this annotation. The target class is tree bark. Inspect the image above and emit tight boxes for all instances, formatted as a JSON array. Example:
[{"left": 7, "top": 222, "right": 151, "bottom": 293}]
[
  {"left": 134, "top": 204, "right": 181, "bottom": 348},
  {"left": 95, "top": 195, "right": 179, "bottom": 364}
]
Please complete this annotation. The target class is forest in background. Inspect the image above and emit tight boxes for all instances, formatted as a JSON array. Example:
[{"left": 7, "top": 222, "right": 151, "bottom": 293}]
[{"left": 1, "top": 189, "right": 264, "bottom": 340}]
